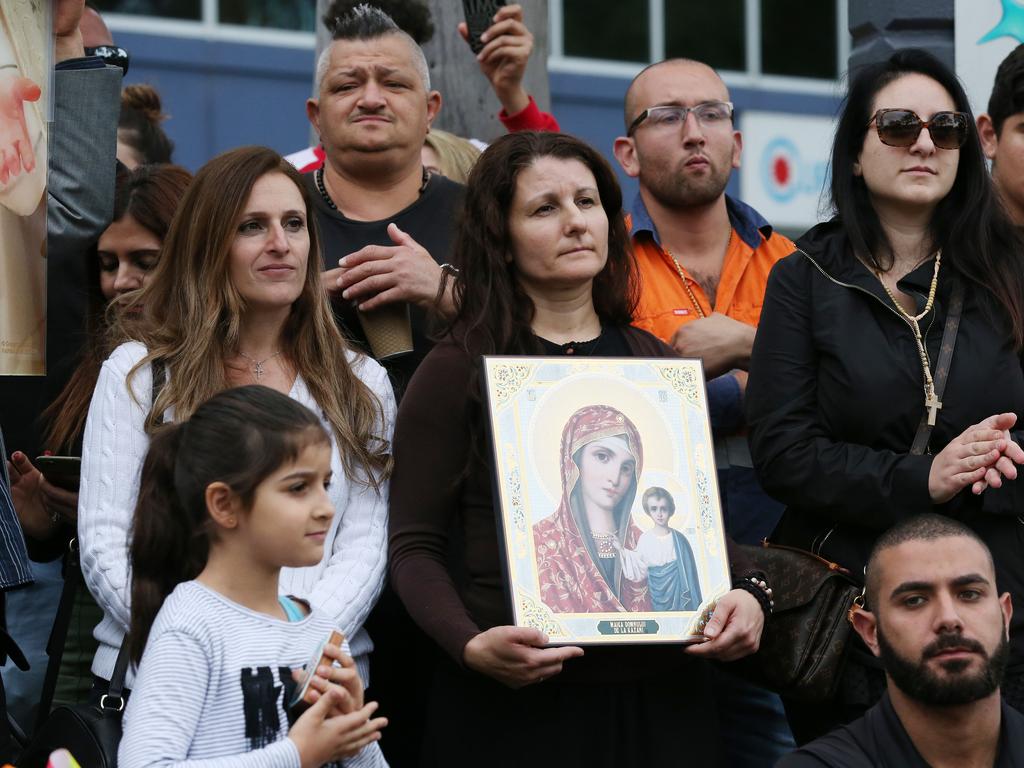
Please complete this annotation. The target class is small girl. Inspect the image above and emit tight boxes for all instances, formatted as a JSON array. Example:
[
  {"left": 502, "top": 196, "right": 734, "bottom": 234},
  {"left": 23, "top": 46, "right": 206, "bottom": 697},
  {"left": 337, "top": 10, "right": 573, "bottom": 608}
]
[{"left": 118, "top": 385, "right": 388, "bottom": 767}]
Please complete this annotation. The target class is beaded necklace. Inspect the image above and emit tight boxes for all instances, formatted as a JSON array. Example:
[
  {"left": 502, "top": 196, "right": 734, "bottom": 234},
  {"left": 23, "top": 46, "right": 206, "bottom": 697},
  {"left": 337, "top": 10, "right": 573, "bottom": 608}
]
[
  {"left": 875, "top": 250, "right": 943, "bottom": 425},
  {"left": 314, "top": 166, "right": 429, "bottom": 212}
]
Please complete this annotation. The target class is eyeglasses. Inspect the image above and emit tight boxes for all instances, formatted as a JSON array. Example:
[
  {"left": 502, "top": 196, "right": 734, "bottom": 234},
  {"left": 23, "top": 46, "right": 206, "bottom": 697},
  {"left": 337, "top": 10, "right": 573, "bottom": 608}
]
[
  {"left": 85, "top": 46, "right": 130, "bottom": 76},
  {"left": 866, "top": 108, "right": 969, "bottom": 150},
  {"left": 627, "top": 101, "right": 734, "bottom": 137}
]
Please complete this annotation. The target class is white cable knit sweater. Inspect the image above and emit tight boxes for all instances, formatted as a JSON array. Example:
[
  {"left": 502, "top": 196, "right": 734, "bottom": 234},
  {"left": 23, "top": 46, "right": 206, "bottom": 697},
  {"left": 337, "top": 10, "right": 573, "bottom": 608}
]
[{"left": 78, "top": 341, "right": 395, "bottom": 688}]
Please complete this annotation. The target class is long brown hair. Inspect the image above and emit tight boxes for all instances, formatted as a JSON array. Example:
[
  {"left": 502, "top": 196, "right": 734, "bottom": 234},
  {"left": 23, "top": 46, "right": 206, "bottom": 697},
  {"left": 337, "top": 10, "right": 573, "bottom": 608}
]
[
  {"left": 122, "top": 146, "right": 390, "bottom": 487},
  {"left": 43, "top": 164, "right": 192, "bottom": 453}
]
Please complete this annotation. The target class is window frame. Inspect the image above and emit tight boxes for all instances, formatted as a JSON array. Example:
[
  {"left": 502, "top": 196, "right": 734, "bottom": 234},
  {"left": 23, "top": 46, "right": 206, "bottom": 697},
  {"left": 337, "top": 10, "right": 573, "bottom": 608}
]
[
  {"left": 548, "top": 0, "right": 850, "bottom": 96},
  {"left": 103, "top": 0, "right": 316, "bottom": 49}
]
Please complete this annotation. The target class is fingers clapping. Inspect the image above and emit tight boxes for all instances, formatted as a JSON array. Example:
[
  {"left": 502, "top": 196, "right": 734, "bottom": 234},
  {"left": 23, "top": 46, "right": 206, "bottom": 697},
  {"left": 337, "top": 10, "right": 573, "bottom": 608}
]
[{"left": 928, "top": 413, "right": 1023, "bottom": 503}]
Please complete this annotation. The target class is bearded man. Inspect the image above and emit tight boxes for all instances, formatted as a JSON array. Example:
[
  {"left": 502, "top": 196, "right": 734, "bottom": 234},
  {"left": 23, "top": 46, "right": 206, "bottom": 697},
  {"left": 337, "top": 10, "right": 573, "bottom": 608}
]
[{"left": 781, "top": 514, "right": 1024, "bottom": 767}]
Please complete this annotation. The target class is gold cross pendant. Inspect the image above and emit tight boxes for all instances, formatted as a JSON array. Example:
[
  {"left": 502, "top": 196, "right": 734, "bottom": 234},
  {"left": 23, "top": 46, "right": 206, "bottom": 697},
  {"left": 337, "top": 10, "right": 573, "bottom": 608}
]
[{"left": 926, "top": 392, "right": 942, "bottom": 426}]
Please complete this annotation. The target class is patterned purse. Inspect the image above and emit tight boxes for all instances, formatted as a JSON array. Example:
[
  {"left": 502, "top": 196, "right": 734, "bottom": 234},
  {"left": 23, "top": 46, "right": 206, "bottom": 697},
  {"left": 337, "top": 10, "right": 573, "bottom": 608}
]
[{"left": 735, "top": 541, "right": 862, "bottom": 702}]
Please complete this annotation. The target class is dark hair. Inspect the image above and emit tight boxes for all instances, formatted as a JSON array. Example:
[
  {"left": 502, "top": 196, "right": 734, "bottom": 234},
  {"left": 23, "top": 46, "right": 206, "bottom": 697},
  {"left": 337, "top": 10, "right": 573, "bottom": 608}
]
[
  {"left": 128, "top": 385, "right": 329, "bottom": 664},
  {"left": 864, "top": 513, "right": 993, "bottom": 610},
  {"left": 987, "top": 44, "right": 1024, "bottom": 136},
  {"left": 448, "top": 131, "right": 638, "bottom": 356},
  {"left": 110, "top": 163, "right": 192, "bottom": 242},
  {"left": 641, "top": 486, "right": 675, "bottom": 515},
  {"left": 830, "top": 48, "right": 1024, "bottom": 348},
  {"left": 42, "top": 164, "right": 192, "bottom": 453},
  {"left": 119, "top": 84, "right": 174, "bottom": 166},
  {"left": 323, "top": 0, "right": 433, "bottom": 43},
  {"left": 327, "top": 2, "right": 399, "bottom": 39}
]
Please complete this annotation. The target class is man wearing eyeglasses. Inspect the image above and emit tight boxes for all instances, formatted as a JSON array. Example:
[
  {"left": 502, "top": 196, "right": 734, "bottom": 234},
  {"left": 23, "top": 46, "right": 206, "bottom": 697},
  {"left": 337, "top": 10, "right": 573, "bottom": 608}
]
[
  {"left": 613, "top": 59, "right": 793, "bottom": 547},
  {"left": 613, "top": 58, "right": 796, "bottom": 767}
]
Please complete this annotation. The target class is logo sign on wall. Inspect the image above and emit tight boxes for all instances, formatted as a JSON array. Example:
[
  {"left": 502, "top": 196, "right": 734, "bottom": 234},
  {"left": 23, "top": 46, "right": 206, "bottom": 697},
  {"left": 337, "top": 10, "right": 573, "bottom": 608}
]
[
  {"left": 739, "top": 111, "right": 833, "bottom": 231},
  {"left": 955, "top": 0, "right": 1024, "bottom": 117}
]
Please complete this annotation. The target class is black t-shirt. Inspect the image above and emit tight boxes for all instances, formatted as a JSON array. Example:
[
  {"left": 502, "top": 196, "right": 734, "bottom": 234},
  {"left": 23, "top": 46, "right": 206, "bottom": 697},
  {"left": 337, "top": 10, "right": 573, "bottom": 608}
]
[
  {"left": 778, "top": 692, "right": 1024, "bottom": 767},
  {"left": 306, "top": 171, "right": 465, "bottom": 399}
]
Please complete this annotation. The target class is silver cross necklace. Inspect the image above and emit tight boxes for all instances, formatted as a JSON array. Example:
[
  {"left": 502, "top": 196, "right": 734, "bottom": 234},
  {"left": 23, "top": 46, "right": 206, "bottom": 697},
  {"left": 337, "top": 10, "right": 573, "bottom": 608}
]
[{"left": 238, "top": 350, "right": 282, "bottom": 382}]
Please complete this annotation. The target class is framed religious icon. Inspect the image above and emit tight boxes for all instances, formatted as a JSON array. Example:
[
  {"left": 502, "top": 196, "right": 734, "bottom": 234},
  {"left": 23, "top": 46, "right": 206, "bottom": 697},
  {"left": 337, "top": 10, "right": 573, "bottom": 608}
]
[{"left": 483, "top": 356, "right": 731, "bottom": 645}]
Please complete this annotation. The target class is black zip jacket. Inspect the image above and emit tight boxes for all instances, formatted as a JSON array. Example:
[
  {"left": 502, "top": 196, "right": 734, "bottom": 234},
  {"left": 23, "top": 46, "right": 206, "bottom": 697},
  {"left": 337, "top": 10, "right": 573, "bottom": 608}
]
[{"left": 746, "top": 219, "right": 1024, "bottom": 666}]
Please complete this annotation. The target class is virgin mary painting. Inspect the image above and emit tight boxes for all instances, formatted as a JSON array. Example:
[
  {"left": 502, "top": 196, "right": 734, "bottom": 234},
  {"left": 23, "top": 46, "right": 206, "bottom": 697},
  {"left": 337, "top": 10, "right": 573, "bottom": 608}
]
[{"left": 533, "top": 404, "right": 651, "bottom": 613}]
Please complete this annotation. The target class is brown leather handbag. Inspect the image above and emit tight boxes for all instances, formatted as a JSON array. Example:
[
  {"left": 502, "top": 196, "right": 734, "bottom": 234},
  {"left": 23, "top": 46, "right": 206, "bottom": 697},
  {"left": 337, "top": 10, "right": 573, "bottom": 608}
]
[{"left": 735, "top": 540, "right": 862, "bottom": 702}]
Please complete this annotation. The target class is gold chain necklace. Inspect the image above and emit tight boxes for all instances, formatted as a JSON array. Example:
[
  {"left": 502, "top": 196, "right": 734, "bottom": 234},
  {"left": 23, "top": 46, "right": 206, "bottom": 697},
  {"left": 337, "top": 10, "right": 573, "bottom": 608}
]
[
  {"left": 875, "top": 250, "right": 943, "bottom": 425},
  {"left": 664, "top": 229, "right": 734, "bottom": 319}
]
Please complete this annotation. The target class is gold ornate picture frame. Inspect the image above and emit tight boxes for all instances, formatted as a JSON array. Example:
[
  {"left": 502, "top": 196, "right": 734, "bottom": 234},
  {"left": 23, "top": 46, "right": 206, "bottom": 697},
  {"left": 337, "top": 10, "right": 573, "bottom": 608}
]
[{"left": 483, "top": 356, "right": 731, "bottom": 645}]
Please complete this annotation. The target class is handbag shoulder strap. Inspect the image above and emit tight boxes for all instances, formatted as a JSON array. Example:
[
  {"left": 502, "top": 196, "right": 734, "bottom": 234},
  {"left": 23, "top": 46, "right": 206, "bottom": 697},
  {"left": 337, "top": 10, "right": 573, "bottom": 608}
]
[
  {"left": 104, "top": 640, "right": 132, "bottom": 709},
  {"left": 34, "top": 540, "right": 82, "bottom": 733},
  {"left": 910, "top": 279, "right": 965, "bottom": 456}
]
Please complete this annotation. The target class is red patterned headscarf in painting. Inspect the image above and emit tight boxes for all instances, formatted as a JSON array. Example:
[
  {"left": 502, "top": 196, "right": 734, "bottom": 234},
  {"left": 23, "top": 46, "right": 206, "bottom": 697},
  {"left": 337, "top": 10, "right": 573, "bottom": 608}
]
[{"left": 533, "top": 404, "right": 651, "bottom": 613}]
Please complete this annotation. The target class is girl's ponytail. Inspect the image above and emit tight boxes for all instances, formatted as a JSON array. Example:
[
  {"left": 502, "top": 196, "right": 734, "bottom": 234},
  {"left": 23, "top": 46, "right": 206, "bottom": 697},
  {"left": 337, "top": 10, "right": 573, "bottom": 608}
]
[{"left": 127, "top": 422, "right": 208, "bottom": 665}]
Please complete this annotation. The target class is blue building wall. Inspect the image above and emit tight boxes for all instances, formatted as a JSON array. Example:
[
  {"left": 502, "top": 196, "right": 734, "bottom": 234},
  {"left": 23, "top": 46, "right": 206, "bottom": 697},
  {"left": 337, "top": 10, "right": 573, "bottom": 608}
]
[{"left": 118, "top": 30, "right": 841, "bottom": 201}]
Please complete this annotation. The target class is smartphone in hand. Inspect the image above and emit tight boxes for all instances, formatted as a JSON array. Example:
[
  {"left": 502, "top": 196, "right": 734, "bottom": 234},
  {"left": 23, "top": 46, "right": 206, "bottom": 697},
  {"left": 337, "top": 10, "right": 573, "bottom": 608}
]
[
  {"left": 290, "top": 629, "right": 345, "bottom": 712},
  {"left": 34, "top": 456, "right": 81, "bottom": 492},
  {"left": 462, "top": 0, "right": 507, "bottom": 54}
]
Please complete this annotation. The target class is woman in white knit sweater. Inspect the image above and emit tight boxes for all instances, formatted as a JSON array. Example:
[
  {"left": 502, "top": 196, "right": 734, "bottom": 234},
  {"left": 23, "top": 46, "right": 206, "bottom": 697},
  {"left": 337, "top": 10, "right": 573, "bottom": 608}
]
[{"left": 77, "top": 145, "right": 394, "bottom": 698}]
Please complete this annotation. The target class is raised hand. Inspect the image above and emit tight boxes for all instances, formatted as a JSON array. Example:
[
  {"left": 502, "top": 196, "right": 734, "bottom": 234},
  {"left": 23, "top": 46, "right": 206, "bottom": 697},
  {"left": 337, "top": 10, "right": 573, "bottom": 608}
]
[{"left": 458, "top": 4, "right": 534, "bottom": 116}]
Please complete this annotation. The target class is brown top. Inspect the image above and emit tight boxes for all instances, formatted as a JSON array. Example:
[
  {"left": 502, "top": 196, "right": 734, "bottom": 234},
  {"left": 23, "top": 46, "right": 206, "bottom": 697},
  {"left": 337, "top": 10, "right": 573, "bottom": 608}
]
[{"left": 388, "top": 325, "right": 753, "bottom": 679}]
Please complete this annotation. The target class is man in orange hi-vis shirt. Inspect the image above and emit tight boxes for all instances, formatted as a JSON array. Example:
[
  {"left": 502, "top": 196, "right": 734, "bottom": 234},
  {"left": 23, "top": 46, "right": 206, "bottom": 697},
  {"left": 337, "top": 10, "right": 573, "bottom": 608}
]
[
  {"left": 613, "top": 58, "right": 794, "bottom": 544},
  {"left": 614, "top": 58, "right": 797, "bottom": 766}
]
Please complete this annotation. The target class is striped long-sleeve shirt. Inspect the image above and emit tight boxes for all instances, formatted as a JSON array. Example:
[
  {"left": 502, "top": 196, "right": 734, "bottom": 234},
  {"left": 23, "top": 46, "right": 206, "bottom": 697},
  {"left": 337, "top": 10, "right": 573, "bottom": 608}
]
[{"left": 119, "top": 580, "right": 387, "bottom": 768}]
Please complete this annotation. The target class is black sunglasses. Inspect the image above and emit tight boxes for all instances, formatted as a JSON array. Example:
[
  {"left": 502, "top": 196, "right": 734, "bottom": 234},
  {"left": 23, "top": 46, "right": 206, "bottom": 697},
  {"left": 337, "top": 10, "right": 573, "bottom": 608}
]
[
  {"left": 866, "top": 108, "right": 969, "bottom": 150},
  {"left": 85, "top": 45, "right": 130, "bottom": 76}
]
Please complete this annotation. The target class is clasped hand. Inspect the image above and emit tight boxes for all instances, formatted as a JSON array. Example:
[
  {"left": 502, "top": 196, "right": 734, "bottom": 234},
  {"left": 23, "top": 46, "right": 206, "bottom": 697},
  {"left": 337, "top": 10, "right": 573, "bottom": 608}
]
[
  {"left": 324, "top": 222, "right": 441, "bottom": 312},
  {"left": 670, "top": 313, "right": 755, "bottom": 380},
  {"left": 928, "top": 412, "right": 1024, "bottom": 503},
  {"left": 288, "top": 642, "right": 387, "bottom": 766}
]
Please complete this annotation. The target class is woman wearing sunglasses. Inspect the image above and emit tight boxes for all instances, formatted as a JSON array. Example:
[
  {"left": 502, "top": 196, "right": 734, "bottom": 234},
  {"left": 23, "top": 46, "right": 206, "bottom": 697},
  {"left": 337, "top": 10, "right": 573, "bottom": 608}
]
[{"left": 747, "top": 49, "right": 1024, "bottom": 742}]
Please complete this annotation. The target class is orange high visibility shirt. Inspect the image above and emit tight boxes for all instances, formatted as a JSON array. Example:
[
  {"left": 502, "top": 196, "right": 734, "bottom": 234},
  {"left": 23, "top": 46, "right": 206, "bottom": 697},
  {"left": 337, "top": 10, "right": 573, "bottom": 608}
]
[{"left": 629, "top": 195, "right": 795, "bottom": 343}]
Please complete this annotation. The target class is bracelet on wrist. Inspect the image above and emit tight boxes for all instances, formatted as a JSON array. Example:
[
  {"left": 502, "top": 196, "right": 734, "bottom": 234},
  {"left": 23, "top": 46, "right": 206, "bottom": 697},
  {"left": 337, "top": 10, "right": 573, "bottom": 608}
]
[
  {"left": 733, "top": 573, "right": 774, "bottom": 619},
  {"left": 434, "top": 262, "right": 460, "bottom": 307}
]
